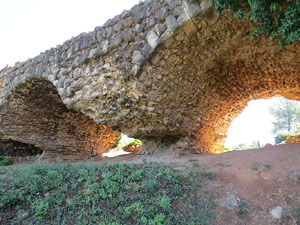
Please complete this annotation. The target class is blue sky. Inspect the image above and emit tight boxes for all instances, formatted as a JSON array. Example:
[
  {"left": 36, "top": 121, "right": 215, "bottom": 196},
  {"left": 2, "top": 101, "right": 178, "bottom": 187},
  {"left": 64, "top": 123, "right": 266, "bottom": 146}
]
[{"left": 0, "top": 0, "right": 280, "bottom": 147}]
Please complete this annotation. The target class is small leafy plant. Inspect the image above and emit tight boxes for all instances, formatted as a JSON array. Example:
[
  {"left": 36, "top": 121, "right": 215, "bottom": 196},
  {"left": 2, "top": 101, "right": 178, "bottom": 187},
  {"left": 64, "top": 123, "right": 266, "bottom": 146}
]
[
  {"left": 0, "top": 162, "right": 216, "bottom": 224},
  {"left": 0, "top": 156, "right": 13, "bottom": 166},
  {"left": 128, "top": 138, "right": 142, "bottom": 146}
]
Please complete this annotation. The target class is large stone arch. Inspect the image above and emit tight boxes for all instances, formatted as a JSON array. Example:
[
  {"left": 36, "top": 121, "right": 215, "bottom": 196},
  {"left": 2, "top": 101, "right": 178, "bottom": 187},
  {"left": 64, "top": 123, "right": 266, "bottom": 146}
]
[
  {"left": 135, "top": 9, "right": 300, "bottom": 153},
  {"left": 1, "top": 0, "right": 300, "bottom": 157},
  {"left": 0, "top": 78, "right": 119, "bottom": 160}
]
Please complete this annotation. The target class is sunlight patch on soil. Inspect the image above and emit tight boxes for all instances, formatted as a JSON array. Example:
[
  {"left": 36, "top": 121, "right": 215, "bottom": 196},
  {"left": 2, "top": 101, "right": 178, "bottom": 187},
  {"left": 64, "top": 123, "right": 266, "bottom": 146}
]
[{"left": 101, "top": 147, "right": 132, "bottom": 158}]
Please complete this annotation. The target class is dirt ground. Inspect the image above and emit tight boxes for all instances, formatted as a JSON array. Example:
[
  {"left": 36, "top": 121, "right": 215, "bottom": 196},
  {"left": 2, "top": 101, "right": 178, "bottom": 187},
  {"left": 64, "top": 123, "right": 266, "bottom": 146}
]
[
  {"left": 9, "top": 143, "right": 300, "bottom": 225},
  {"left": 101, "top": 143, "right": 300, "bottom": 225}
]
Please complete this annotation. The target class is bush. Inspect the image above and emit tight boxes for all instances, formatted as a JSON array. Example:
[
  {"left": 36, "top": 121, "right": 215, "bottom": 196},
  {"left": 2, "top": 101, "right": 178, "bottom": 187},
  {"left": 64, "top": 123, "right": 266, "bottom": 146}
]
[
  {"left": 224, "top": 147, "right": 231, "bottom": 151},
  {"left": 275, "top": 133, "right": 289, "bottom": 144},
  {"left": 128, "top": 139, "right": 142, "bottom": 146},
  {"left": 0, "top": 156, "right": 13, "bottom": 166},
  {"left": 212, "top": 0, "right": 300, "bottom": 49},
  {"left": 117, "top": 133, "right": 142, "bottom": 148}
]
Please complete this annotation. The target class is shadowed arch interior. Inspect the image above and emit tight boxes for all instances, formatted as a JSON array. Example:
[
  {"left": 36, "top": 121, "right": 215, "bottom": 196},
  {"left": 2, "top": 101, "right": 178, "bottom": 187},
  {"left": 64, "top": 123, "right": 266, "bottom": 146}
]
[{"left": 0, "top": 79, "right": 120, "bottom": 161}]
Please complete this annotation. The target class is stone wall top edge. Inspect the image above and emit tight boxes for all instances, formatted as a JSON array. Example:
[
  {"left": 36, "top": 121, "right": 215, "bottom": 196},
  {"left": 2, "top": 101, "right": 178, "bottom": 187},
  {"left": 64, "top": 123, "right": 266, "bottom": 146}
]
[
  {"left": 0, "top": 0, "right": 207, "bottom": 77},
  {"left": 0, "top": 0, "right": 151, "bottom": 74}
]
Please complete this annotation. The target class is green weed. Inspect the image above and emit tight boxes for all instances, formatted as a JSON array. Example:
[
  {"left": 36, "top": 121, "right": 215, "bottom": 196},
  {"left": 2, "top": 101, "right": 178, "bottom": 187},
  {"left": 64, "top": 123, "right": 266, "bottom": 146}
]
[
  {"left": 0, "top": 156, "right": 13, "bottom": 166},
  {"left": 0, "top": 162, "right": 216, "bottom": 224}
]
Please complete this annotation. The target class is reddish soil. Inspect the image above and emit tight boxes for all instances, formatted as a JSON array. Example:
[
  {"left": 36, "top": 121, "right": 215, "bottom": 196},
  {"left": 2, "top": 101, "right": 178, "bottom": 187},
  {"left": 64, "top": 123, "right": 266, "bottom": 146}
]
[
  {"left": 102, "top": 143, "right": 300, "bottom": 225},
  {"left": 9, "top": 143, "right": 300, "bottom": 224}
]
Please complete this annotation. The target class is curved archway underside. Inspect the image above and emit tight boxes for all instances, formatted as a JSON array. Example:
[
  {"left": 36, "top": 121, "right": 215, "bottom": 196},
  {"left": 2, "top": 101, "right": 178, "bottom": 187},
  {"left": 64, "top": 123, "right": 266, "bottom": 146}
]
[
  {"left": 1, "top": 1, "right": 300, "bottom": 158},
  {"left": 0, "top": 79, "right": 120, "bottom": 161},
  {"left": 136, "top": 12, "right": 300, "bottom": 153}
]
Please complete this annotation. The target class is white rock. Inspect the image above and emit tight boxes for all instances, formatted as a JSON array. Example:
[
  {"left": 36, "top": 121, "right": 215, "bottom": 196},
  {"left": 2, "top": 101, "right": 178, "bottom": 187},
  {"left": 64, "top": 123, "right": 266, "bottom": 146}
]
[
  {"left": 224, "top": 195, "right": 238, "bottom": 209},
  {"left": 147, "top": 30, "right": 160, "bottom": 49},
  {"left": 270, "top": 206, "right": 283, "bottom": 219}
]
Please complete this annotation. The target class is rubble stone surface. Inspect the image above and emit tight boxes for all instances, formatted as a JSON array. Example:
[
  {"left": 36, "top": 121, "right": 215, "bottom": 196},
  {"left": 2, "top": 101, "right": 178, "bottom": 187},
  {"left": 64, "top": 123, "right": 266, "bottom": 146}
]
[{"left": 1, "top": 0, "right": 300, "bottom": 159}]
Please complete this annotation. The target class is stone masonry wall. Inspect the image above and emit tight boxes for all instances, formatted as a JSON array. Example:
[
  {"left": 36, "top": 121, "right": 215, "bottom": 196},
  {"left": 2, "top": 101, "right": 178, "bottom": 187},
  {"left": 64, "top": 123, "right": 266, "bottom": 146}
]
[
  {"left": 0, "top": 79, "right": 120, "bottom": 160},
  {"left": 1, "top": 0, "right": 300, "bottom": 158}
]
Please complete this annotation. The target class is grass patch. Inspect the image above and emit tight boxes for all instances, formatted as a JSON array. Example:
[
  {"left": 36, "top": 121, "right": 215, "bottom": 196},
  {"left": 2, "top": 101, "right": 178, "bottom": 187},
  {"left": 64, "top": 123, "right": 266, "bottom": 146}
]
[
  {"left": 0, "top": 162, "right": 216, "bottom": 224},
  {"left": 0, "top": 156, "right": 13, "bottom": 167},
  {"left": 187, "top": 159, "right": 198, "bottom": 163}
]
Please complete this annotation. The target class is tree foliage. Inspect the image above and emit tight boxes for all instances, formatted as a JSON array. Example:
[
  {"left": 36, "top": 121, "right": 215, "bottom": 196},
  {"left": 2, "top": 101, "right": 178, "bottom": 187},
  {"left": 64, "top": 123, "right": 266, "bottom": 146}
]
[
  {"left": 274, "top": 133, "right": 289, "bottom": 143},
  {"left": 269, "top": 98, "right": 300, "bottom": 134},
  {"left": 211, "top": 0, "right": 300, "bottom": 49},
  {"left": 231, "top": 141, "right": 262, "bottom": 150}
]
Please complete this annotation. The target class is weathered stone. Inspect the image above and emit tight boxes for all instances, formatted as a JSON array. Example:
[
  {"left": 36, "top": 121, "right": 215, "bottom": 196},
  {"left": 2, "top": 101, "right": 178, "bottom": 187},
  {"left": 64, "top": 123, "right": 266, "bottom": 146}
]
[
  {"left": 270, "top": 206, "right": 283, "bottom": 220},
  {"left": 48, "top": 74, "right": 57, "bottom": 82},
  {"left": 146, "top": 17, "right": 156, "bottom": 29},
  {"left": 285, "top": 135, "right": 300, "bottom": 144},
  {"left": 110, "top": 35, "right": 123, "bottom": 49},
  {"left": 81, "top": 33, "right": 96, "bottom": 49},
  {"left": 123, "top": 17, "right": 134, "bottom": 28},
  {"left": 142, "top": 44, "right": 152, "bottom": 57},
  {"left": 155, "top": 8, "right": 168, "bottom": 21},
  {"left": 131, "top": 65, "right": 140, "bottom": 76},
  {"left": 66, "top": 87, "right": 74, "bottom": 97},
  {"left": 135, "top": 24, "right": 144, "bottom": 33},
  {"left": 166, "top": 15, "right": 179, "bottom": 32},
  {"left": 63, "top": 79, "right": 73, "bottom": 88},
  {"left": 224, "top": 195, "right": 238, "bottom": 209},
  {"left": 114, "top": 21, "right": 124, "bottom": 32},
  {"left": 96, "top": 29, "right": 106, "bottom": 43},
  {"left": 147, "top": 30, "right": 160, "bottom": 49},
  {"left": 173, "top": 6, "right": 184, "bottom": 16},
  {"left": 183, "top": 21, "right": 198, "bottom": 35},
  {"left": 106, "top": 27, "right": 113, "bottom": 38},
  {"left": 2, "top": 0, "right": 300, "bottom": 161},
  {"left": 70, "top": 81, "right": 83, "bottom": 91},
  {"left": 134, "top": 7, "right": 147, "bottom": 23},
  {"left": 88, "top": 47, "right": 101, "bottom": 59},
  {"left": 73, "top": 68, "right": 84, "bottom": 79},
  {"left": 79, "top": 49, "right": 90, "bottom": 63},
  {"left": 132, "top": 50, "right": 145, "bottom": 65},
  {"left": 57, "top": 76, "right": 66, "bottom": 88},
  {"left": 183, "top": 0, "right": 202, "bottom": 18},
  {"left": 123, "top": 29, "right": 134, "bottom": 42},
  {"left": 154, "top": 24, "right": 166, "bottom": 36},
  {"left": 101, "top": 40, "right": 110, "bottom": 54}
]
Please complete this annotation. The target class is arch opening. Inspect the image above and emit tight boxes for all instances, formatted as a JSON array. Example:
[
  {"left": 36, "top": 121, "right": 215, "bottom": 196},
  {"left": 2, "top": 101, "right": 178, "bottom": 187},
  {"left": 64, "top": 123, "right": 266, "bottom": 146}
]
[
  {"left": 135, "top": 10, "right": 300, "bottom": 154},
  {"left": 101, "top": 133, "right": 142, "bottom": 158},
  {"left": 192, "top": 86, "right": 300, "bottom": 155},
  {"left": 0, "top": 133, "right": 43, "bottom": 157},
  {"left": 0, "top": 78, "right": 120, "bottom": 161},
  {"left": 225, "top": 97, "right": 300, "bottom": 151}
]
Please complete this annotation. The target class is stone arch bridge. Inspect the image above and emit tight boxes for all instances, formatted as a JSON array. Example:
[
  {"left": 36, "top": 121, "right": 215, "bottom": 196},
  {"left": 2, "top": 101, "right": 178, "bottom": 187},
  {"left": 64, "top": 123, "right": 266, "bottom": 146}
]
[{"left": 1, "top": 0, "right": 300, "bottom": 160}]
